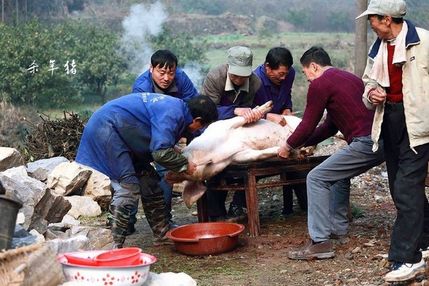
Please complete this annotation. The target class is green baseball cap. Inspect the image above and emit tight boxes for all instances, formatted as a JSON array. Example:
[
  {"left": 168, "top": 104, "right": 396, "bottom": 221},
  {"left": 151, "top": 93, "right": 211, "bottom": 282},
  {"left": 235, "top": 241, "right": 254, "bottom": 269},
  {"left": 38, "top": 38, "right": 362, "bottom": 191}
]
[{"left": 227, "top": 46, "right": 253, "bottom": 77}]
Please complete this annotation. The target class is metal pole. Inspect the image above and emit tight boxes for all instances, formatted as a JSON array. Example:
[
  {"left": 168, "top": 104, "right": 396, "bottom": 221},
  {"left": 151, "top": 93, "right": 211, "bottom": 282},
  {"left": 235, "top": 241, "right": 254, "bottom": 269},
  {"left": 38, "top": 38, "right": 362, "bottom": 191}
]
[{"left": 354, "top": 0, "right": 368, "bottom": 77}]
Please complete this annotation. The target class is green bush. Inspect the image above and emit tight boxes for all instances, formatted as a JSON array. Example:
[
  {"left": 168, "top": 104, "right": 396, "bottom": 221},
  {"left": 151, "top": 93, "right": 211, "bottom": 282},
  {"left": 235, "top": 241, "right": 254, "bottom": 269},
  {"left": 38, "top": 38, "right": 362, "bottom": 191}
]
[{"left": 0, "top": 20, "right": 128, "bottom": 107}]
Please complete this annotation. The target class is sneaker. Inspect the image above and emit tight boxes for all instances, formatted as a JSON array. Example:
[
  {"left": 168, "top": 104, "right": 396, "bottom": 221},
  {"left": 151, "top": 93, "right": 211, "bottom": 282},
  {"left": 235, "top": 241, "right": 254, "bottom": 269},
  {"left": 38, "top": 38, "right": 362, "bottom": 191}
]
[
  {"left": 288, "top": 239, "right": 335, "bottom": 260},
  {"left": 422, "top": 249, "right": 429, "bottom": 259},
  {"left": 384, "top": 258, "right": 427, "bottom": 282}
]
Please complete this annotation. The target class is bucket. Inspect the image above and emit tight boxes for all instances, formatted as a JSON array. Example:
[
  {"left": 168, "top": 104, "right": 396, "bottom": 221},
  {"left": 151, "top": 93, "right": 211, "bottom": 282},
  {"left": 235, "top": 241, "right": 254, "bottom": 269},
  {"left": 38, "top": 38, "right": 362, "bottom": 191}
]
[{"left": 0, "top": 195, "right": 23, "bottom": 250}]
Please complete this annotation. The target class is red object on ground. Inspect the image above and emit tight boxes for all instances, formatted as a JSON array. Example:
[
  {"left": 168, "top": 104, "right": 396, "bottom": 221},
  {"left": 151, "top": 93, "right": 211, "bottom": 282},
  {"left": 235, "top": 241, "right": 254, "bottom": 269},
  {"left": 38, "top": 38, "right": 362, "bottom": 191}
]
[
  {"left": 166, "top": 222, "right": 245, "bottom": 256},
  {"left": 94, "top": 247, "right": 142, "bottom": 266},
  {"left": 63, "top": 253, "right": 99, "bottom": 266}
]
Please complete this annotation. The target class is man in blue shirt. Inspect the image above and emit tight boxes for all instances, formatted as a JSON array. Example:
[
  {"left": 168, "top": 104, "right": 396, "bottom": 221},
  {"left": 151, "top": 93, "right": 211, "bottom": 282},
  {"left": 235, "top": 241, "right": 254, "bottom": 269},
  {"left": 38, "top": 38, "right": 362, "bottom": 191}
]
[
  {"left": 253, "top": 47, "right": 295, "bottom": 115},
  {"left": 132, "top": 50, "right": 199, "bottom": 229},
  {"left": 132, "top": 49, "right": 199, "bottom": 100},
  {"left": 76, "top": 93, "right": 217, "bottom": 248},
  {"left": 253, "top": 47, "right": 306, "bottom": 216}
]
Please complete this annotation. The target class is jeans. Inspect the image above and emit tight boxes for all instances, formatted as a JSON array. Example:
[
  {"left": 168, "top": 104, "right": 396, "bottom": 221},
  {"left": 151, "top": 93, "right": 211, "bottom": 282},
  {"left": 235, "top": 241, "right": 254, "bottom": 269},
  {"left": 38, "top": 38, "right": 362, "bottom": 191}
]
[{"left": 307, "top": 135, "right": 384, "bottom": 242}]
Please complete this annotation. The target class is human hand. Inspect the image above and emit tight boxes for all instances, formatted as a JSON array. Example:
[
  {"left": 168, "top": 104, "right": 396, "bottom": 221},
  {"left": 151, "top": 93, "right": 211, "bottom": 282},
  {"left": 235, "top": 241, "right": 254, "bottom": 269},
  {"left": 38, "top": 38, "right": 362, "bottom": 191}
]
[
  {"left": 266, "top": 113, "right": 287, "bottom": 126},
  {"left": 235, "top": 107, "right": 264, "bottom": 123},
  {"left": 368, "top": 86, "right": 386, "bottom": 105},
  {"left": 165, "top": 171, "right": 186, "bottom": 185},
  {"left": 278, "top": 144, "right": 291, "bottom": 158}
]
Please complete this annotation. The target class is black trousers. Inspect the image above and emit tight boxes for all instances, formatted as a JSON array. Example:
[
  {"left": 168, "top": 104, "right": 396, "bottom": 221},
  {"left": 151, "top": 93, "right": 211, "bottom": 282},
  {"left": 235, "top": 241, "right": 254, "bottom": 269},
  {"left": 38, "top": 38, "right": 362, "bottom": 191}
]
[{"left": 383, "top": 102, "right": 429, "bottom": 263}]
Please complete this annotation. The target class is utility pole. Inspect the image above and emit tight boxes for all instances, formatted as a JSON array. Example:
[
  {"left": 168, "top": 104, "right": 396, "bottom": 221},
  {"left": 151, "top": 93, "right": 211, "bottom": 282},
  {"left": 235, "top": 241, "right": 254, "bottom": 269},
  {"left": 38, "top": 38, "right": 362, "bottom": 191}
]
[
  {"left": 1, "top": 0, "right": 4, "bottom": 23},
  {"left": 354, "top": 0, "right": 368, "bottom": 77},
  {"left": 15, "top": 0, "right": 18, "bottom": 25}
]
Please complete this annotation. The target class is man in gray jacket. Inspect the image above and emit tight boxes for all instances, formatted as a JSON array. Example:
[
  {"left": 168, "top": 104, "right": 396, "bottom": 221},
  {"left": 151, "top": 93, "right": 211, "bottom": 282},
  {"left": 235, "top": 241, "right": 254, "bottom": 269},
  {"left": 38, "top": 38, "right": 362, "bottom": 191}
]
[
  {"left": 201, "top": 46, "right": 262, "bottom": 221},
  {"left": 357, "top": 0, "right": 429, "bottom": 282}
]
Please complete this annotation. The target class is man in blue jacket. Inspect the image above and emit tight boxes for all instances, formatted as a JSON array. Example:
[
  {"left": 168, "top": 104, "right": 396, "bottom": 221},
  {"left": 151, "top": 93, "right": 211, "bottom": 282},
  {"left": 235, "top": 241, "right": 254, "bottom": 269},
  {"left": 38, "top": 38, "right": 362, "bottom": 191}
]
[
  {"left": 76, "top": 93, "right": 218, "bottom": 248},
  {"left": 132, "top": 49, "right": 199, "bottom": 100},
  {"left": 132, "top": 49, "right": 199, "bottom": 229},
  {"left": 253, "top": 47, "right": 308, "bottom": 216}
]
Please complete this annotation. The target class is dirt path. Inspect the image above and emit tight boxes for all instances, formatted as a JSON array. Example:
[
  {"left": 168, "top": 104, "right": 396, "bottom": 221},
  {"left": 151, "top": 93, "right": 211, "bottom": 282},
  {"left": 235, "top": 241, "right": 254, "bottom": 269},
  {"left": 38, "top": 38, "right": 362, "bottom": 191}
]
[{"left": 84, "top": 162, "right": 428, "bottom": 286}]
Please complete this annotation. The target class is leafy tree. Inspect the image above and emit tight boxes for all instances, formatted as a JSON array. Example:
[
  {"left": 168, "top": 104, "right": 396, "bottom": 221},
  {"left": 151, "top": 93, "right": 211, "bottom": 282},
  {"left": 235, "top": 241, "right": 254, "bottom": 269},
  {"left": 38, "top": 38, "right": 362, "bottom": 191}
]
[{"left": 0, "top": 20, "right": 128, "bottom": 107}]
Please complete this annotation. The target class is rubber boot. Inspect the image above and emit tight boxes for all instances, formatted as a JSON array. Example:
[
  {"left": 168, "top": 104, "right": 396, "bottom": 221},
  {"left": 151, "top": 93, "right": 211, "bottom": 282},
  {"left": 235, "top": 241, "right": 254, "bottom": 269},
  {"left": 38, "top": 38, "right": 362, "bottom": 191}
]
[
  {"left": 109, "top": 204, "right": 132, "bottom": 249},
  {"left": 141, "top": 193, "right": 170, "bottom": 245}
]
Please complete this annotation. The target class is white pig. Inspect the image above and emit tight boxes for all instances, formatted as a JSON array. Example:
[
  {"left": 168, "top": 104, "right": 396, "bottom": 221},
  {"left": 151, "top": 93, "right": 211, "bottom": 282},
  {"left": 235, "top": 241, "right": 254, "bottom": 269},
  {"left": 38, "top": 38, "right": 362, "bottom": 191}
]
[{"left": 168, "top": 101, "right": 303, "bottom": 207}]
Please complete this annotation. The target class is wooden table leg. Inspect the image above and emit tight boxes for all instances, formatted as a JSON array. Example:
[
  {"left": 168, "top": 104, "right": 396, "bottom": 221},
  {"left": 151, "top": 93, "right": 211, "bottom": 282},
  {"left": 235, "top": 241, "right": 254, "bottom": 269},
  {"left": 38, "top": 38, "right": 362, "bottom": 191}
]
[
  {"left": 197, "top": 191, "right": 208, "bottom": 222},
  {"left": 245, "top": 169, "right": 260, "bottom": 237}
]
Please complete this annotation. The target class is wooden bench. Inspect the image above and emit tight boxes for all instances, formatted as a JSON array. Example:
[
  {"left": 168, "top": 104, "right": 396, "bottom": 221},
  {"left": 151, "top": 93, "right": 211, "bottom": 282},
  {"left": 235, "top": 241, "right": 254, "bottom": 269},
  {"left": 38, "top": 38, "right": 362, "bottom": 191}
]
[{"left": 196, "top": 155, "right": 329, "bottom": 237}]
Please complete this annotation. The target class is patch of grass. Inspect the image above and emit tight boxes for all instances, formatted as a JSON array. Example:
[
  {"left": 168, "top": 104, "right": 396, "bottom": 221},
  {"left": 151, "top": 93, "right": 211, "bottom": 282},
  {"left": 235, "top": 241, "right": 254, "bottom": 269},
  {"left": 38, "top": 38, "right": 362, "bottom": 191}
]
[{"left": 351, "top": 203, "right": 365, "bottom": 219}]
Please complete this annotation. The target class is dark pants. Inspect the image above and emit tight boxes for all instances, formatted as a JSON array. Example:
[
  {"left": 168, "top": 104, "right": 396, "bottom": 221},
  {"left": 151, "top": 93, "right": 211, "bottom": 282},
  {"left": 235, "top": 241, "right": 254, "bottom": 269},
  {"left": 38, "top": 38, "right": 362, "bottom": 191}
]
[
  {"left": 382, "top": 102, "right": 429, "bottom": 263},
  {"left": 207, "top": 172, "right": 309, "bottom": 217},
  {"left": 207, "top": 190, "right": 246, "bottom": 217}
]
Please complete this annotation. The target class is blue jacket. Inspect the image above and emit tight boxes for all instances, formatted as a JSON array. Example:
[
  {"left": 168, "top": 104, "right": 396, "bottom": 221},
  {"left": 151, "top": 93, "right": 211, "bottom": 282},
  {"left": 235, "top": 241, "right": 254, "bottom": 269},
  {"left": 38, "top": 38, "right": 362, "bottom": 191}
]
[
  {"left": 253, "top": 64, "right": 295, "bottom": 114},
  {"left": 76, "top": 93, "right": 193, "bottom": 183},
  {"left": 132, "top": 68, "right": 199, "bottom": 102}
]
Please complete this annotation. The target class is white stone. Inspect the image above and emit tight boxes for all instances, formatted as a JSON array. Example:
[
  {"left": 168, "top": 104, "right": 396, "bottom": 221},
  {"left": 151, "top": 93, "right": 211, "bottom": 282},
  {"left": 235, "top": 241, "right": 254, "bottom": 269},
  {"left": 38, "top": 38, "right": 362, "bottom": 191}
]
[
  {"left": 0, "top": 166, "right": 47, "bottom": 229},
  {"left": 16, "top": 212, "right": 25, "bottom": 224},
  {"left": 76, "top": 163, "right": 112, "bottom": 210},
  {"left": 29, "top": 229, "right": 45, "bottom": 243},
  {"left": 64, "top": 196, "right": 102, "bottom": 219},
  {"left": 0, "top": 147, "right": 25, "bottom": 171},
  {"left": 27, "top": 156, "right": 69, "bottom": 181},
  {"left": 144, "top": 272, "right": 197, "bottom": 286},
  {"left": 47, "top": 162, "right": 92, "bottom": 196}
]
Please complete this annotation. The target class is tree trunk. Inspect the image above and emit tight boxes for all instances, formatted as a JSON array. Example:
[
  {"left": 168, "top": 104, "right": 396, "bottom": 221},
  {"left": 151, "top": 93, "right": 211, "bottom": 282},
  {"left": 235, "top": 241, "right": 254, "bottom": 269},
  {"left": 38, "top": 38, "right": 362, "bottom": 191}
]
[{"left": 354, "top": 0, "right": 368, "bottom": 77}]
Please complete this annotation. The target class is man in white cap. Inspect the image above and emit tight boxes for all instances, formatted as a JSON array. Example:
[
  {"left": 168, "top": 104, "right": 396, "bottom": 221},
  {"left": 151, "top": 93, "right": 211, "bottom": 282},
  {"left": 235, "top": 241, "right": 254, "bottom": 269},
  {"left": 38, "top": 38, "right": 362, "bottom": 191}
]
[
  {"left": 201, "top": 46, "right": 262, "bottom": 221},
  {"left": 357, "top": 0, "right": 429, "bottom": 282}
]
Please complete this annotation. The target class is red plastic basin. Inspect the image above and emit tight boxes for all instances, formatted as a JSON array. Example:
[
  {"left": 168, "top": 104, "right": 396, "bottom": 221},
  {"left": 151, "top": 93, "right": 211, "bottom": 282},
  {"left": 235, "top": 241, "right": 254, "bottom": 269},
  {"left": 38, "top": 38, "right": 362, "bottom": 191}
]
[
  {"left": 166, "top": 222, "right": 245, "bottom": 256},
  {"left": 94, "top": 247, "right": 142, "bottom": 266}
]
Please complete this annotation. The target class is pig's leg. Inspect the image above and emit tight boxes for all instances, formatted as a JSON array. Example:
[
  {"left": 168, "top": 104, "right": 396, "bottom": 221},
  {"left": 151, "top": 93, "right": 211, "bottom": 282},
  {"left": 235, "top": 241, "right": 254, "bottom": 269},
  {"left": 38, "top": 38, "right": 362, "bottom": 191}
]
[
  {"left": 233, "top": 147, "right": 280, "bottom": 162},
  {"left": 230, "top": 100, "right": 274, "bottom": 129}
]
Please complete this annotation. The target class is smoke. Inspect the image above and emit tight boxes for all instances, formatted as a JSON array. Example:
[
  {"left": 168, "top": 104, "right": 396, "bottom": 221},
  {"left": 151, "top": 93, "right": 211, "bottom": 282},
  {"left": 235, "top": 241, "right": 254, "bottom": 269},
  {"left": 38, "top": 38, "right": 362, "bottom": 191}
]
[
  {"left": 182, "top": 62, "right": 205, "bottom": 89},
  {"left": 120, "top": 1, "right": 205, "bottom": 88},
  {"left": 120, "top": 2, "right": 168, "bottom": 74}
]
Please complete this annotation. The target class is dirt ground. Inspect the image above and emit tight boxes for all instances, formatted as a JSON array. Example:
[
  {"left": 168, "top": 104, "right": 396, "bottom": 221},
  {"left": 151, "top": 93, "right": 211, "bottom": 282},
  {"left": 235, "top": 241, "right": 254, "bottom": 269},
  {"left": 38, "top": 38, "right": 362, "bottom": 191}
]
[{"left": 85, "top": 162, "right": 429, "bottom": 286}]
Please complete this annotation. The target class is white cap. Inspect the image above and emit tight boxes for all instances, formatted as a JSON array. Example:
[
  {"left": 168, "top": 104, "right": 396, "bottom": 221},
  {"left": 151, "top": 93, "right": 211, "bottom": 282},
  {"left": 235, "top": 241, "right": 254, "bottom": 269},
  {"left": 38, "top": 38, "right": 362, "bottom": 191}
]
[{"left": 356, "top": 0, "right": 406, "bottom": 19}]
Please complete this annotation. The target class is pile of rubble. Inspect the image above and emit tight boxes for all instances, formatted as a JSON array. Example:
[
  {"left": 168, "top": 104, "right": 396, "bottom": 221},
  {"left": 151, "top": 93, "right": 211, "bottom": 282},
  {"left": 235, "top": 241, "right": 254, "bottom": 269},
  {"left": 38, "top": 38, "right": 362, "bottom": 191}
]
[{"left": 0, "top": 146, "right": 113, "bottom": 251}]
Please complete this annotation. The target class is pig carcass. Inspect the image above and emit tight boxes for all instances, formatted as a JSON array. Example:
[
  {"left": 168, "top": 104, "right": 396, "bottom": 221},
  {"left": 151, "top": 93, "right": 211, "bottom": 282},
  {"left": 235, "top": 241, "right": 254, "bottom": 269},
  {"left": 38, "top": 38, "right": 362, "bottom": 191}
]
[{"left": 171, "top": 101, "right": 303, "bottom": 207}]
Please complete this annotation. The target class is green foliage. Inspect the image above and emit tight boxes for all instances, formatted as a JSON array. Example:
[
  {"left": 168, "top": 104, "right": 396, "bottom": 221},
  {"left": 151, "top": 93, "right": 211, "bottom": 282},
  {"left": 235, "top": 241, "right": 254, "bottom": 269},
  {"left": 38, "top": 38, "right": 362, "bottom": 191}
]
[
  {"left": 0, "top": 20, "right": 128, "bottom": 107},
  {"left": 175, "top": 0, "right": 226, "bottom": 15},
  {"left": 151, "top": 27, "right": 207, "bottom": 67}
]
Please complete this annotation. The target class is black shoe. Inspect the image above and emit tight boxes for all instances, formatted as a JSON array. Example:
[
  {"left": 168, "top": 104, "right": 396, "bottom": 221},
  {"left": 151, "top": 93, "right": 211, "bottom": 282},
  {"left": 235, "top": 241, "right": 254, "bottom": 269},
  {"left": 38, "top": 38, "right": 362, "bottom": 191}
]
[
  {"left": 282, "top": 208, "right": 294, "bottom": 217},
  {"left": 228, "top": 204, "right": 246, "bottom": 218}
]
